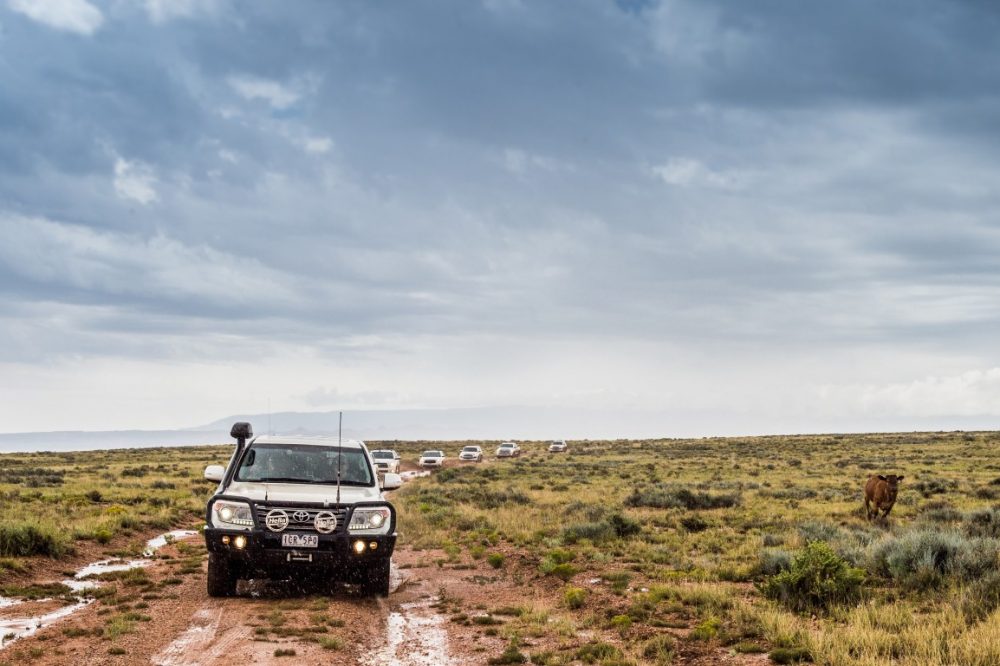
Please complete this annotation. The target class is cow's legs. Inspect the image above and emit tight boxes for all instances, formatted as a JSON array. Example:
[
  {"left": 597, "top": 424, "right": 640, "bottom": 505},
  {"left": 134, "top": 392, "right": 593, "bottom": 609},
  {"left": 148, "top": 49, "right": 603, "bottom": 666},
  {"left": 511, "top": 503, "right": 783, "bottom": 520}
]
[{"left": 864, "top": 498, "right": 873, "bottom": 521}]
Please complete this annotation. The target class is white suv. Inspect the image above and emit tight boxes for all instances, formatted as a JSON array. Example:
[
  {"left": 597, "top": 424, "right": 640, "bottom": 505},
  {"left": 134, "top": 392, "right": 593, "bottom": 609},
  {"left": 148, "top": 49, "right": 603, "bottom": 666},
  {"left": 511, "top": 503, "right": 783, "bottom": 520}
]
[
  {"left": 418, "top": 450, "right": 446, "bottom": 467},
  {"left": 458, "top": 445, "right": 484, "bottom": 462},
  {"left": 203, "top": 423, "right": 401, "bottom": 597},
  {"left": 496, "top": 441, "right": 521, "bottom": 458},
  {"left": 548, "top": 440, "right": 568, "bottom": 453},
  {"left": 370, "top": 449, "right": 401, "bottom": 474}
]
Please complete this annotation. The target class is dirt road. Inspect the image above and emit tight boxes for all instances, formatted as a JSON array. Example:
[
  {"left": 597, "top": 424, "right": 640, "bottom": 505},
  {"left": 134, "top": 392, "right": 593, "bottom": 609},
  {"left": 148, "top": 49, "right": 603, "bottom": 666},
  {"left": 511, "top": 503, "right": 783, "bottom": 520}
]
[{"left": 0, "top": 529, "right": 522, "bottom": 666}]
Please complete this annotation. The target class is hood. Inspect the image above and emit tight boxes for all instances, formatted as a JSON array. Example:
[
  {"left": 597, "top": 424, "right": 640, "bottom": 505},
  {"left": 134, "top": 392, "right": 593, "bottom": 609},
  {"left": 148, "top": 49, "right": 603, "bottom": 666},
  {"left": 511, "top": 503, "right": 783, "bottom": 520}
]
[{"left": 224, "top": 481, "right": 383, "bottom": 504}]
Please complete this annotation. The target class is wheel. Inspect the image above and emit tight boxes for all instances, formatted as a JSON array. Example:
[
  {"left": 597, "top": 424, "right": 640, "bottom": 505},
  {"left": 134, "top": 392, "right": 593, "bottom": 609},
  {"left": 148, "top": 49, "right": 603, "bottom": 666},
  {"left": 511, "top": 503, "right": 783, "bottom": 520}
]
[
  {"left": 359, "top": 559, "right": 391, "bottom": 597},
  {"left": 207, "top": 552, "right": 239, "bottom": 597}
]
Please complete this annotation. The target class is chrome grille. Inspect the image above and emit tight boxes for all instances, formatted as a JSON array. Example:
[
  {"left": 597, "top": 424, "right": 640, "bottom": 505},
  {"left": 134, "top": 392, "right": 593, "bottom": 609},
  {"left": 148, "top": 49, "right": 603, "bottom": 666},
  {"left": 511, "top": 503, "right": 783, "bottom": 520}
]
[{"left": 254, "top": 505, "right": 348, "bottom": 533}]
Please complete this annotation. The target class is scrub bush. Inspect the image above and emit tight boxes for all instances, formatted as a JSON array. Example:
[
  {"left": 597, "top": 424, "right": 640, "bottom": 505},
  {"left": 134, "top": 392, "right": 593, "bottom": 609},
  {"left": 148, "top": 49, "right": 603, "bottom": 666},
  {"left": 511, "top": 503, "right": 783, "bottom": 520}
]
[{"left": 761, "top": 541, "right": 864, "bottom": 613}]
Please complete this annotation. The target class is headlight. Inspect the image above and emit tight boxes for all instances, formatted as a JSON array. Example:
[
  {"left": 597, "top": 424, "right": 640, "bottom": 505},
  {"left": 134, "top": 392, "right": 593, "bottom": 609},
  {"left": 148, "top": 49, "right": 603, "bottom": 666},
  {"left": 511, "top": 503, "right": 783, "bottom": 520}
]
[
  {"left": 349, "top": 506, "right": 392, "bottom": 534},
  {"left": 211, "top": 499, "right": 254, "bottom": 529}
]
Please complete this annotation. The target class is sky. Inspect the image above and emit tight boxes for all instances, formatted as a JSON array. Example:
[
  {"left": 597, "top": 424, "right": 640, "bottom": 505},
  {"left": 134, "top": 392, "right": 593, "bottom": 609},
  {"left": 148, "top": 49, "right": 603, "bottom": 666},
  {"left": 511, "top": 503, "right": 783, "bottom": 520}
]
[{"left": 1, "top": 0, "right": 1000, "bottom": 436}]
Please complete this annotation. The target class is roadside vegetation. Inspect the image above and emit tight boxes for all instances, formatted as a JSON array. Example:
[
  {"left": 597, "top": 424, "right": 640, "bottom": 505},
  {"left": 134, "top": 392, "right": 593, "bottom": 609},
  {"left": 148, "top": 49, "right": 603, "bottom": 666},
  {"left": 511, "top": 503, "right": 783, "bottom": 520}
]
[
  {"left": 2, "top": 432, "right": 1000, "bottom": 664},
  {"left": 383, "top": 431, "right": 1000, "bottom": 665},
  {"left": 0, "top": 445, "right": 228, "bottom": 559}
]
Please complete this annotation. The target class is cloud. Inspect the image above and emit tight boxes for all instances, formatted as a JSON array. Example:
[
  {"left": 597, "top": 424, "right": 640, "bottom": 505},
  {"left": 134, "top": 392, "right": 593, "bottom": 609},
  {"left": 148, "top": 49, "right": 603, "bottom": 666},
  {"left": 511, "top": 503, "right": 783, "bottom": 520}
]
[
  {"left": 0, "top": 214, "right": 301, "bottom": 311},
  {"left": 303, "top": 137, "right": 333, "bottom": 154},
  {"left": 113, "top": 157, "right": 159, "bottom": 205},
  {"left": 3, "top": 1, "right": 1000, "bottom": 433},
  {"left": 502, "top": 148, "right": 568, "bottom": 176},
  {"left": 227, "top": 75, "right": 301, "bottom": 110},
  {"left": 650, "top": 158, "right": 745, "bottom": 189},
  {"left": 143, "top": 0, "right": 220, "bottom": 24},
  {"left": 7, "top": 0, "right": 103, "bottom": 35},
  {"left": 821, "top": 369, "right": 1000, "bottom": 418}
]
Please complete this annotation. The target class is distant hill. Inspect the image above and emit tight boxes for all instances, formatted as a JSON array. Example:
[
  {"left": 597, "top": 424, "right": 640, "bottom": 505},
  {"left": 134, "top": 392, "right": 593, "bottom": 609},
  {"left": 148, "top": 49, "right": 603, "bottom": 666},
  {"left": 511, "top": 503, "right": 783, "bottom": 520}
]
[
  {"left": 1, "top": 406, "right": 994, "bottom": 453},
  {"left": 199, "top": 406, "right": 672, "bottom": 441},
  {"left": 0, "top": 429, "right": 229, "bottom": 453}
]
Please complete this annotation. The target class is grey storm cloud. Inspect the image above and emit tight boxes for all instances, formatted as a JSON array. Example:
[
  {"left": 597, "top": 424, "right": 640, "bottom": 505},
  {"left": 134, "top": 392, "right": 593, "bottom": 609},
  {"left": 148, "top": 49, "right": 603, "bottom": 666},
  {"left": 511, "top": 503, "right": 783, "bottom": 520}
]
[{"left": 1, "top": 0, "right": 999, "bottom": 365}]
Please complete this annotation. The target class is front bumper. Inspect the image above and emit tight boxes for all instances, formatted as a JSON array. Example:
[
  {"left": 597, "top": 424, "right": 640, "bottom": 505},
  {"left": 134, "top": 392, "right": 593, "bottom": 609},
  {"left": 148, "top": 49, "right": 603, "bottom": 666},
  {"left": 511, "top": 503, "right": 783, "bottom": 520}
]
[{"left": 205, "top": 528, "right": 396, "bottom": 574}]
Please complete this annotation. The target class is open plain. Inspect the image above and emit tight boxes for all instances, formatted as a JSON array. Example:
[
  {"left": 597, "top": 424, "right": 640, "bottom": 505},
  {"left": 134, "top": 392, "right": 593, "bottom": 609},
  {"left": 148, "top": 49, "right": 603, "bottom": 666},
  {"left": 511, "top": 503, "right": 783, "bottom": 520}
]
[{"left": 1, "top": 431, "right": 999, "bottom": 665}]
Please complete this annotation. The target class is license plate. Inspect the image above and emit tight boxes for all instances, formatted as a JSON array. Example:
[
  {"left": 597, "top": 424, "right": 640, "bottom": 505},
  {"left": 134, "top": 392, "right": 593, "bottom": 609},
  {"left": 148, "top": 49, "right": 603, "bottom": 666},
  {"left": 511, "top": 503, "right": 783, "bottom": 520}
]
[{"left": 281, "top": 533, "right": 318, "bottom": 548}]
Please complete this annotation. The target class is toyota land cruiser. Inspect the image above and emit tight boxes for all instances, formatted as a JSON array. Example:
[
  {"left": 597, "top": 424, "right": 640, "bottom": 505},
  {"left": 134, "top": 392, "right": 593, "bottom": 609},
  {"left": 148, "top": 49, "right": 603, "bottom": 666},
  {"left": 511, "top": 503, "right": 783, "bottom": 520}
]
[{"left": 203, "top": 422, "right": 402, "bottom": 597}]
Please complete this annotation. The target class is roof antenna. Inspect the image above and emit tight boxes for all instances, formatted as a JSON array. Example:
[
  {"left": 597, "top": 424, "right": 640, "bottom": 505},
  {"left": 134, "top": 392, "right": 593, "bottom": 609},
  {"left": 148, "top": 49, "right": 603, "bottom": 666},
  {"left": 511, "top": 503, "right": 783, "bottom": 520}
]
[{"left": 336, "top": 411, "right": 342, "bottom": 507}]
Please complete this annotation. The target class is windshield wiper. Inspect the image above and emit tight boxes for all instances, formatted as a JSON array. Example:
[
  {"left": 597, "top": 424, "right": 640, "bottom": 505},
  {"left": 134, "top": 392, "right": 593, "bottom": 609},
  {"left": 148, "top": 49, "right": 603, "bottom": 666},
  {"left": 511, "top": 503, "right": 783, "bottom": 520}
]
[
  {"left": 255, "top": 477, "right": 314, "bottom": 484},
  {"left": 312, "top": 479, "right": 372, "bottom": 486}
]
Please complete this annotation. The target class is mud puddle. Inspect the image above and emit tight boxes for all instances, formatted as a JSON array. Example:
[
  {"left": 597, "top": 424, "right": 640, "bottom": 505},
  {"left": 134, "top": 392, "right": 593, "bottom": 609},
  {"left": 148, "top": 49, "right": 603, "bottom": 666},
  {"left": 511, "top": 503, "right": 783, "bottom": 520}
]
[
  {"left": 399, "top": 471, "right": 431, "bottom": 481},
  {"left": 0, "top": 530, "right": 198, "bottom": 650},
  {"left": 365, "top": 596, "right": 455, "bottom": 666}
]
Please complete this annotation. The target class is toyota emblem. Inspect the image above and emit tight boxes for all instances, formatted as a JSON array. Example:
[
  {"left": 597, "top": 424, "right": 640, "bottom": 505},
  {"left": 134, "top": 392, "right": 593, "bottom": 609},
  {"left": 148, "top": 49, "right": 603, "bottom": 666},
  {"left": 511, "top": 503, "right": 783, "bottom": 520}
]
[{"left": 292, "top": 510, "right": 310, "bottom": 523}]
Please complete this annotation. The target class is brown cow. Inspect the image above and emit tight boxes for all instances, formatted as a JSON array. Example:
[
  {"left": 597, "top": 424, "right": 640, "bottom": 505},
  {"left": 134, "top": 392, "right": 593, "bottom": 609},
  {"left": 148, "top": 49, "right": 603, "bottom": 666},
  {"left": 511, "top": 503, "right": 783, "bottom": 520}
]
[{"left": 864, "top": 474, "right": 904, "bottom": 522}]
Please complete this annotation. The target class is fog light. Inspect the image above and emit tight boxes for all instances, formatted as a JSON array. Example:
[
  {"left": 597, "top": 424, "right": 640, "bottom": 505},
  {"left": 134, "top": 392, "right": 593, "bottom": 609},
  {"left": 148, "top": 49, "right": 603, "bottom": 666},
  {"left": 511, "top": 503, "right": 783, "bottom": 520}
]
[
  {"left": 221, "top": 536, "right": 230, "bottom": 545},
  {"left": 234, "top": 535, "right": 247, "bottom": 549},
  {"left": 353, "top": 540, "right": 366, "bottom": 555},
  {"left": 370, "top": 541, "right": 378, "bottom": 550}
]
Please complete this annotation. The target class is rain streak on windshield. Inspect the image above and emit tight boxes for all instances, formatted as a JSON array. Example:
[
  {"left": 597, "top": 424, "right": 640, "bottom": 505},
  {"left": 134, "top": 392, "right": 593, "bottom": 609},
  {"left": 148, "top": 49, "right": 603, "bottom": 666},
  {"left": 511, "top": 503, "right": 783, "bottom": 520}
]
[{"left": 235, "top": 444, "right": 374, "bottom": 485}]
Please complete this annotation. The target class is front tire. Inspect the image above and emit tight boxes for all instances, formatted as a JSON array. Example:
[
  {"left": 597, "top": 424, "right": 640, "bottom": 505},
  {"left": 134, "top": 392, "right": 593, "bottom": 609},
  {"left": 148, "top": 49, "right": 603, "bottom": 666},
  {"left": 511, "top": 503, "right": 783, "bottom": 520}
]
[
  {"left": 359, "top": 559, "right": 391, "bottom": 597},
  {"left": 207, "top": 552, "right": 239, "bottom": 597}
]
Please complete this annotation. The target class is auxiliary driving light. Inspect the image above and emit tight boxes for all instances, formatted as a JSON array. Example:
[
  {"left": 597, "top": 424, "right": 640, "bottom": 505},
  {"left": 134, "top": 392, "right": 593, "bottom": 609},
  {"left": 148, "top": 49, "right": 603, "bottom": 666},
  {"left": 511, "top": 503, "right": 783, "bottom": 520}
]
[
  {"left": 370, "top": 542, "right": 378, "bottom": 550},
  {"left": 353, "top": 540, "right": 366, "bottom": 555},
  {"left": 234, "top": 535, "right": 247, "bottom": 549},
  {"left": 221, "top": 536, "right": 230, "bottom": 545}
]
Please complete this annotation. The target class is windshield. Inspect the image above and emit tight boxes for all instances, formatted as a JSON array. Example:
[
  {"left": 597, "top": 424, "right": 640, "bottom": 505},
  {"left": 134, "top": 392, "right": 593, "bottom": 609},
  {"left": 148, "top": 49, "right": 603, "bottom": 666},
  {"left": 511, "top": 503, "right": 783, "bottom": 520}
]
[
  {"left": 499, "top": 444, "right": 513, "bottom": 448},
  {"left": 235, "top": 443, "right": 374, "bottom": 486},
  {"left": 422, "top": 451, "right": 442, "bottom": 457},
  {"left": 371, "top": 451, "right": 394, "bottom": 459},
  {"left": 462, "top": 447, "right": 478, "bottom": 452}
]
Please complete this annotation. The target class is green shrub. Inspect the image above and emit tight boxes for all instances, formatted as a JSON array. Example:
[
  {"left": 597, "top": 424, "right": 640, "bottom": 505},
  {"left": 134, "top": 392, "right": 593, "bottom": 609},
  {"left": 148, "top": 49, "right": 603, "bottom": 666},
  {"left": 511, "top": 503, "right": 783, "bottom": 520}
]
[
  {"left": 607, "top": 512, "right": 641, "bottom": 538},
  {"left": 624, "top": 485, "right": 739, "bottom": 510},
  {"left": 487, "top": 553, "right": 505, "bottom": 568},
  {"left": 561, "top": 521, "right": 613, "bottom": 544},
  {"left": 539, "top": 559, "right": 578, "bottom": 581},
  {"left": 563, "top": 586, "right": 587, "bottom": 609},
  {"left": 769, "top": 646, "right": 813, "bottom": 664},
  {"left": 690, "top": 616, "right": 721, "bottom": 641},
  {"left": 488, "top": 642, "right": 527, "bottom": 664},
  {"left": 797, "top": 521, "right": 842, "bottom": 544},
  {"left": 546, "top": 548, "right": 575, "bottom": 564},
  {"left": 641, "top": 634, "right": 675, "bottom": 665},
  {"left": 867, "top": 529, "right": 997, "bottom": 590},
  {"left": 680, "top": 515, "right": 709, "bottom": 532},
  {"left": 733, "top": 641, "right": 767, "bottom": 653},
  {"left": 960, "top": 570, "right": 1000, "bottom": 622},
  {"left": 576, "top": 642, "right": 622, "bottom": 664},
  {"left": 912, "top": 478, "right": 956, "bottom": 497},
  {"left": 609, "top": 614, "right": 632, "bottom": 634},
  {"left": 0, "top": 523, "right": 72, "bottom": 558},
  {"left": 963, "top": 507, "right": 1000, "bottom": 539},
  {"left": 318, "top": 636, "right": 343, "bottom": 650},
  {"left": 760, "top": 541, "right": 864, "bottom": 613},
  {"left": 755, "top": 549, "right": 792, "bottom": 577}
]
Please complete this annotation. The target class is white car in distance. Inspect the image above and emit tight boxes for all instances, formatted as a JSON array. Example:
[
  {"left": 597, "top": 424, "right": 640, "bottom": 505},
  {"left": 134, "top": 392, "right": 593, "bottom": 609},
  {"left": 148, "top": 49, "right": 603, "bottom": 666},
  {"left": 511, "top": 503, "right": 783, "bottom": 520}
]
[
  {"left": 458, "top": 445, "right": 484, "bottom": 462},
  {"left": 548, "top": 440, "right": 568, "bottom": 453},
  {"left": 495, "top": 441, "right": 521, "bottom": 458},
  {"left": 418, "top": 450, "right": 446, "bottom": 467},
  {"left": 370, "top": 449, "right": 401, "bottom": 474}
]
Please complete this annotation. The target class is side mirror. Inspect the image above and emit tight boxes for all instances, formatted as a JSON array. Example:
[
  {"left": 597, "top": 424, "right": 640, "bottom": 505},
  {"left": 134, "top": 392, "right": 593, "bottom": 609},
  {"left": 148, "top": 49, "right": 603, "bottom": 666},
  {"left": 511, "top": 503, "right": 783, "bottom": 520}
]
[
  {"left": 204, "top": 465, "right": 225, "bottom": 482},
  {"left": 381, "top": 472, "right": 402, "bottom": 491}
]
